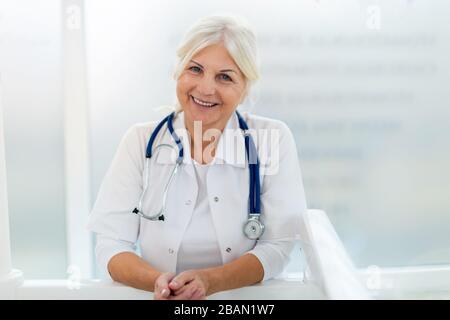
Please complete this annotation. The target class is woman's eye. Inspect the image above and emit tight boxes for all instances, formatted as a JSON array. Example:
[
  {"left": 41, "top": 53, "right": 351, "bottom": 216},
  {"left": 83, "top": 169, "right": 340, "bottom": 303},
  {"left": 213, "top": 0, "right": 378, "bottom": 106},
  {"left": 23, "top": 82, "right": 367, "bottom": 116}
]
[
  {"left": 218, "top": 73, "right": 232, "bottom": 82},
  {"left": 189, "top": 66, "right": 201, "bottom": 73}
]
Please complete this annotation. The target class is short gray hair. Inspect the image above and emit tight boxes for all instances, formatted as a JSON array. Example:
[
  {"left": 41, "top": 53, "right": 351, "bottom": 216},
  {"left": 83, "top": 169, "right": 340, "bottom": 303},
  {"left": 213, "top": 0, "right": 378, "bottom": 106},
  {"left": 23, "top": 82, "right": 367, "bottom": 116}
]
[{"left": 174, "top": 14, "right": 260, "bottom": 90}]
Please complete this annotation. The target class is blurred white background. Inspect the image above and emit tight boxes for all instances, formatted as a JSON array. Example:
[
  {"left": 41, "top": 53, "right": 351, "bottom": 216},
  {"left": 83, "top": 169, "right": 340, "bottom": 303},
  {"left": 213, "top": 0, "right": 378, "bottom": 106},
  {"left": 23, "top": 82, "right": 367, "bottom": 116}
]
[{"left": 1, "top": 0, "right": 449, "bottom": 279}]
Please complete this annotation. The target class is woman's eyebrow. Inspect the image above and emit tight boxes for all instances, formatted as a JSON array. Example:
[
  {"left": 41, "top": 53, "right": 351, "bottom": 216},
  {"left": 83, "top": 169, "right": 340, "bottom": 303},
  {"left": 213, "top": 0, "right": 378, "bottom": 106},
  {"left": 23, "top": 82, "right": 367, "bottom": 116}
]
[
  {"left": 220, "top": 69, "right": 237, "bottom": 74},
  {"left": 190, "top": 60, "right": 237, "bottom": 73},
  {"left": 191, "top": 60, "right": 204, "bottom": 68}
]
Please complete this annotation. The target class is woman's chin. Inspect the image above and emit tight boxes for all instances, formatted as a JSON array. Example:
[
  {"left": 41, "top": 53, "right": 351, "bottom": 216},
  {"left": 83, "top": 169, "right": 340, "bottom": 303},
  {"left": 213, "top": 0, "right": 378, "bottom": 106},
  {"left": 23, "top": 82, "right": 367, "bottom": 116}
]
[
  {"left": 190, "top": 113, "right": 219, "bottom": 127},
  {"left": 186, "top": 105, "right": 221, "bottom": 124}
]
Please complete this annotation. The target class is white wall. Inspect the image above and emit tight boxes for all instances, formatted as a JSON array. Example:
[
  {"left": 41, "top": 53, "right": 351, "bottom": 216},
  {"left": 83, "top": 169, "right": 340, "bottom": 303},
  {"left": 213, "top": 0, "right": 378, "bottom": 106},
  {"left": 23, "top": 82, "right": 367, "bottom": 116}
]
[{"left": 0, "top": 0, "right": 67, "bottom": 278}]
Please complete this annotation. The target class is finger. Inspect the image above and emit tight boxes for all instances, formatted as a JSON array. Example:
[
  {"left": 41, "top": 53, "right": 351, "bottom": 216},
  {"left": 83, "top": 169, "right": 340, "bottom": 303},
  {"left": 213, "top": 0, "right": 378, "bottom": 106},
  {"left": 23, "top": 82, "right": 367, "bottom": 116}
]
[
  {"left": 164, "top": 272, "right": 176, "bottom": 281},
  {"left": 191, "top": 287, "right": 206, "bottom": 300},
  {"left": 155, "top": 287, "right": 170, "bottom": 299},
  {"left": 154, "top": 291, "right": 169, "bottom": 300},
  {"left": 161, "top": 288, "right": 170, "bottom": 298},
  {"left": 153, "top": 286, "right": 171, "bottom": 300},
  {"left": 169, "top": 272, "right": 195, "bottom": 291},
  {"left": 160, "top": 272, "right": 176, "bottom": 285},
  {"left": 168, "top": 286, "right": 196, "bottom": 300},
  {"left": 173, "top": 285, "right": 189, "bottom": 296},
  {"left": 189, "top": 288, "right": 201, "bottom": 300},
  {"left": 155, "top": 272, "right": 175, "bottom": 298},
  {"left": 173, "top": 282, "right": 195, "bottom": 297}
]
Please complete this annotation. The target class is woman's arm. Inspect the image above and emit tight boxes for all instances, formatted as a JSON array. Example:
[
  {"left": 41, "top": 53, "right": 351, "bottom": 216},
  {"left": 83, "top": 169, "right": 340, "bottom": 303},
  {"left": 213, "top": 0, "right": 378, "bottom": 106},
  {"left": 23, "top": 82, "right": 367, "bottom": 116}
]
[
  {"left": 108, "top": 252, "right": 162, "bottom": 292},
  {"left": 205, "top": 253, "right": 264, "bottom": 295}
]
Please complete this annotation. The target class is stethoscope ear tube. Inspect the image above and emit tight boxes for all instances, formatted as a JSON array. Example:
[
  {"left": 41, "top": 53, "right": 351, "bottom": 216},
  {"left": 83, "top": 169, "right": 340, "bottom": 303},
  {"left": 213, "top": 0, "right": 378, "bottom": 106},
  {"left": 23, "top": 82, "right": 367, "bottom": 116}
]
[
  {"left": 132, "top": 207, "right": 164, "bottom": 221},
  {"left": 134, "top": 144, "right": 180, "bottom": 221}
]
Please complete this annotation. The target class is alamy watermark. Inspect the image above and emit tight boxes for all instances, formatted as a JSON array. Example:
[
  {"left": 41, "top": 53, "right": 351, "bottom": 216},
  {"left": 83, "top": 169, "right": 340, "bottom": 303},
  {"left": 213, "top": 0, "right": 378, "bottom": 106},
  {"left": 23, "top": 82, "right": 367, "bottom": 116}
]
[
  {"left": 154, "top": 121, "right": 281, "bottom": 176},
  {"left": 366, "top": 5, "right": 381, "bottom": 31},
  {"left": 65, "top": 4, "right": 81, "bottom": 31}
]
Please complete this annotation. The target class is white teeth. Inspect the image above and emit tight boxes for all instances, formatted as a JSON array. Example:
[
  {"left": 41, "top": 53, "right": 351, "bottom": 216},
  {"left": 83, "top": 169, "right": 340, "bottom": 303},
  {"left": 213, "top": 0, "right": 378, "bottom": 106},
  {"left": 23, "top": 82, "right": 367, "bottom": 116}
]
[{"left": 192, "top": 96, "right": 217, "bottom": 107}]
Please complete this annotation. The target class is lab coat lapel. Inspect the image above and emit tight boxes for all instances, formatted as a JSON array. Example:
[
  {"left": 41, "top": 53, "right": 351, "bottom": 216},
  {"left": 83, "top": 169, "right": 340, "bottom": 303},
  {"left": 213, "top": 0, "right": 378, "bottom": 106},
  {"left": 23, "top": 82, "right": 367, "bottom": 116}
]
[
  {"left": 148, "top": 111, "right": 197, "bottom": 272},
  {"left": 207, "top": 112, "right": 256, "bottom": 264}
]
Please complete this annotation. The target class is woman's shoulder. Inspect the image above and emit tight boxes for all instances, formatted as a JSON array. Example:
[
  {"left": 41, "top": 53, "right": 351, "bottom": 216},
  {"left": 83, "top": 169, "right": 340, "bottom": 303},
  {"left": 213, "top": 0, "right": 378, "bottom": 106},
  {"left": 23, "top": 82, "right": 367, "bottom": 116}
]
[
  {"left": 125, "top": 110, "right": 177, "bottom": 138},
  {"left": 126, "top": 108, "right": 179, "bottom": 138},
  {"left": 117, "top": 119, "right": 163, "bottom": 152},
  {"left": 128, "top": 120, "right": 160, "bottom": 135}
]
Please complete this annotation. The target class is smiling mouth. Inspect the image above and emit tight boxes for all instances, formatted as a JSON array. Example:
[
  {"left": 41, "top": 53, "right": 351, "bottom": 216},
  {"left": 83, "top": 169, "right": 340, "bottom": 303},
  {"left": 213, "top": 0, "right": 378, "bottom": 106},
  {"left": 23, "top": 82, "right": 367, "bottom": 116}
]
[{"left": 190, "top": 95, "right": 219, "bottom": 108}]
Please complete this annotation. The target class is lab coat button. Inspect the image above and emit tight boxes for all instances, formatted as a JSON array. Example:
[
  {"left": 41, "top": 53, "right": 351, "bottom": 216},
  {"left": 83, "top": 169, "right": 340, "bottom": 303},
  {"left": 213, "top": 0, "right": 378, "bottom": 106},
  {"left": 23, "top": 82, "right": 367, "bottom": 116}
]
[
  {"left": 214, "top": 196, "right": 219, "bottom": 202},
  {"left": 226, "top": 247, "right": 232, "bottom": 253},
  {"left": 168, "top": 248, "right": 174, "bottom": 254},
  {"left": 185, "top": 200, "right": 192, "bottom": 205}
]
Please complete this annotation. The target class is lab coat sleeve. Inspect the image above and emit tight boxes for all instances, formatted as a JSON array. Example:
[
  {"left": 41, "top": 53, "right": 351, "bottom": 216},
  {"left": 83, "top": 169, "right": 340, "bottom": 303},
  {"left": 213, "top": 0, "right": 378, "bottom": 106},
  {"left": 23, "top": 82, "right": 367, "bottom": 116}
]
[
  {"left": 87, "top": 125, "right": 144, "bottom": 275},
  {"left": 247, "top": 240, "right": 295, "bottom": 281},
  {"left": 258, "top": 120, "right": 308, "bottom": 240},
  {"left": 95, "top": 235, "right": 137, "bottom": 278},
  {"left": 247, "top": 121, "right": 307, "bottom": 281}
]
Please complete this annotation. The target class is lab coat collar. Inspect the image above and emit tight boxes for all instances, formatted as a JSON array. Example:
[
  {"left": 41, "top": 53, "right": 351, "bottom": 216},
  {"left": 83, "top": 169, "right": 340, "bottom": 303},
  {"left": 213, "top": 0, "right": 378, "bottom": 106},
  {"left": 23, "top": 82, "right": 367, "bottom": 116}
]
[
  {"left": 154, "top": 111, "right": 193, "bottom": 166},
  {"left": 154, "top": 110, "right": 247, "bottom": 168}
]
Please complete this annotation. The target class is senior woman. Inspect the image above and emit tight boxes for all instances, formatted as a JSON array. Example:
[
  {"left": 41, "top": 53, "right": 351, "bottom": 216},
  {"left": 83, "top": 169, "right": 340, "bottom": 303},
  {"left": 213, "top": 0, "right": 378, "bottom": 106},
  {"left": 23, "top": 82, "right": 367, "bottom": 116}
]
[{"left": 87, "top": 14, "right": 307, "bottom": 300}]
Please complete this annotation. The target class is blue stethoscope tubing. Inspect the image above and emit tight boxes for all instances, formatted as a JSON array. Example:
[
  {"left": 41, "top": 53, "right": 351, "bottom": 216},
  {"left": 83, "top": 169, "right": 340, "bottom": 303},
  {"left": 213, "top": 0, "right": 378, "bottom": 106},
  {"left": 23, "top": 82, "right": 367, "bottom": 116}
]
[{"left": 132, "top": 111, "right": 264, "bottom": 239}]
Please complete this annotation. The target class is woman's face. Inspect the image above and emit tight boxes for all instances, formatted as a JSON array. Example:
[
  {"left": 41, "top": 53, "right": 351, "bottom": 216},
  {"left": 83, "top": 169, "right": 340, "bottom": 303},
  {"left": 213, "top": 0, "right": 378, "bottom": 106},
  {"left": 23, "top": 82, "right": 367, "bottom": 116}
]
[{"left": 176, "top": 42, "right": 247, "bottom": 132}]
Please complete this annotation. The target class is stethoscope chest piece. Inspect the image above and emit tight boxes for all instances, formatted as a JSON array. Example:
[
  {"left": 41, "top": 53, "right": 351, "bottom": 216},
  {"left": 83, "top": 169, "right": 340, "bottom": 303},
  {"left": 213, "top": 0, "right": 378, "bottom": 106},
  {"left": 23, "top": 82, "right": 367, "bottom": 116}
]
[{"left": 243, "top": 216, "right": 265, "bottom": 240}]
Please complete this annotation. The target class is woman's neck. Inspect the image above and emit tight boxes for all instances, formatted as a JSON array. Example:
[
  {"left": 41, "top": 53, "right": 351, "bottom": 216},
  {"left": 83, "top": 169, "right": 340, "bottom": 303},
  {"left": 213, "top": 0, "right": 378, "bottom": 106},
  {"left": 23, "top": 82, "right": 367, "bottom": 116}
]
[{"left": 185, "top": 120, "right": 224, "bottom": 165}]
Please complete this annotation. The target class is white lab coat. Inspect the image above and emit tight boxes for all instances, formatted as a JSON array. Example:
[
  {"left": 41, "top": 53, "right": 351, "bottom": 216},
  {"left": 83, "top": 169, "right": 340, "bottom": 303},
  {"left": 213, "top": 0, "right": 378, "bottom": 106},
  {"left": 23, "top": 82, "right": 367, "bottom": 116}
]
[{"left": 87, "top": 111, "right": 308, "bottom": 281}]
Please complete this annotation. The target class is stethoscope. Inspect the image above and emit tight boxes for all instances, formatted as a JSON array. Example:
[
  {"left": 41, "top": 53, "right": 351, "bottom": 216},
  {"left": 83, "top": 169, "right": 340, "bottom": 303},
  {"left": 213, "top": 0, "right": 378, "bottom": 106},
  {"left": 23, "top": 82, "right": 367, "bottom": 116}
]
[{"left": 132, "top": 111, "right": 264, "bottom": 240}]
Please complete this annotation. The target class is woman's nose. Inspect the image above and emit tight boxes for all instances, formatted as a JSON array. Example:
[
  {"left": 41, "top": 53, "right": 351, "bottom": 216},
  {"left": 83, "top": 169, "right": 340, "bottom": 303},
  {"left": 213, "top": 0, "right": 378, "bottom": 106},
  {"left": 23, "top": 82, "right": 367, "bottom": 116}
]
[{"left": 196, "top": 75, "right": 216, "bottom": 96}]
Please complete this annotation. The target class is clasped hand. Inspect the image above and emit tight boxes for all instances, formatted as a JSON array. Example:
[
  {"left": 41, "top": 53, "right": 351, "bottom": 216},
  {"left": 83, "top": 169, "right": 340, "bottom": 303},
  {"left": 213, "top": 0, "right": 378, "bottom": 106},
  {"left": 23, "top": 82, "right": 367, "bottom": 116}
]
[{"left": 153, "top": 270, "right": 210, "bottom": 300}]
